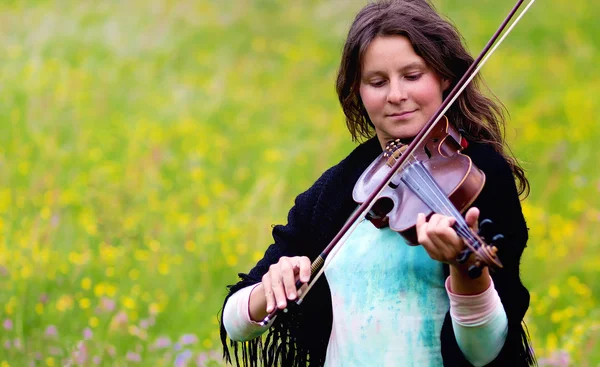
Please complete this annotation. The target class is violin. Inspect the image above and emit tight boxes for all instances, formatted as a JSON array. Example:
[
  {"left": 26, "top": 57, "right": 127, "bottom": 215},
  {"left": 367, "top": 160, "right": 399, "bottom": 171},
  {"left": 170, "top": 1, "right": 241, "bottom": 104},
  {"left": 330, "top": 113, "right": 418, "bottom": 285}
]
[
  {"left": 353, "top": 115, "right": 501, "bottom": 276},
  {"left": 259, "top": 0, "right": 536, "bottom": 327}
]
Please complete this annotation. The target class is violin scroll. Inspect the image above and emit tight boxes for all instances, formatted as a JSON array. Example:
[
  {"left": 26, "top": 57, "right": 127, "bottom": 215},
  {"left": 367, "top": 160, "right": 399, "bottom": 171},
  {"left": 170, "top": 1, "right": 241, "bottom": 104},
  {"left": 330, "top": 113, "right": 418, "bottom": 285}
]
[{"left": 456, "top": 218, "right": 504, "bottom": 278}]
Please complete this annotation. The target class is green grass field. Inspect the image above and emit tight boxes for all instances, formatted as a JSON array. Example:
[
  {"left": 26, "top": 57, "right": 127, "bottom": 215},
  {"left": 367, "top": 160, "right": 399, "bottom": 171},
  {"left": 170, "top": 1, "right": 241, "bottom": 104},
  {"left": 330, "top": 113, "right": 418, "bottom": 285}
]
[{"left": 0, "top": 0, "right": 598, "bottom": 365}]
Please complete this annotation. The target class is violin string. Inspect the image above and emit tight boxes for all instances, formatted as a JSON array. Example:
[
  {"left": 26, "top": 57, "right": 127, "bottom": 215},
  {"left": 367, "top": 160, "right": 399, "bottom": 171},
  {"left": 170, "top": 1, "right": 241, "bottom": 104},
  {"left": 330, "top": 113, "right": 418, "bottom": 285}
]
[
  {"left": 398, "top": 152, "right": 478, "bottom": 245},
  {"left": 407, "top": 157, "right": 478, "bottom": 244},
  {"left": 401, "top": 165, "right": 479, "bottom": 251},
  {"left": 403, "top": 163, "right": 474, "bottom": 242},
  {"left": 398, "top": 153, "right": 456, "bottom": 217}
]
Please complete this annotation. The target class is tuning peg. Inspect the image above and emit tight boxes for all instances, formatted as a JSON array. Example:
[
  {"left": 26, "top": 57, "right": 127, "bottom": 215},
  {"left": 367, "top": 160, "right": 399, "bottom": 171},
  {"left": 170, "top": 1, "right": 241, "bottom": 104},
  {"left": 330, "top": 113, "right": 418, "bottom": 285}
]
[
  {"left": 456, "top": 248, "right": 472, "bottom": 264},
  {"left": 491, "top": 234, "right": 505, "bottom": 248},
  {"left": 468, "top": 262, "right": 483, "bottom": 279},
  {"left": 477, "top": 218, "right": 494, "bottom": 240}
]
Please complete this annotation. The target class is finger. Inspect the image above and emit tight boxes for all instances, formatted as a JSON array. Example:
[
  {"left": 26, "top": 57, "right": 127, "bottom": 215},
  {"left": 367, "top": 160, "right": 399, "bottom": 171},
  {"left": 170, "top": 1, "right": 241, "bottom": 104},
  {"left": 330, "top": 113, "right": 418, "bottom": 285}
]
[
  {"left": 262, "top": 274, "right": 275, "bottom": 313},
  {"left": 421, "top": 239, "right": 443, "bottom": 262},
  {"left": 429, "top": 225, "right": 459, "bottom": 246},
  {"left": 465, "top": 207, "right": 480, "bottom": 232},
  {"left": 269, "top": 264, "right": 287, "bottom": 310},
  {"left": 426, "top": 218, "right": 462, "bottom": 262},
  {"left": 299, "top": 256, "right": 311, "bottom": 283},
  {"left": 426, "top": 215, "right": 447, "bottom": 245},
  {"left": 416, "top": 213, "right": 428, "bottom": 244},
  {"left": 428, "top": 213, "right": 442, "bottom": 227},
  {"left": 280, "top": 258, "right": 298, "bottom": 301}
]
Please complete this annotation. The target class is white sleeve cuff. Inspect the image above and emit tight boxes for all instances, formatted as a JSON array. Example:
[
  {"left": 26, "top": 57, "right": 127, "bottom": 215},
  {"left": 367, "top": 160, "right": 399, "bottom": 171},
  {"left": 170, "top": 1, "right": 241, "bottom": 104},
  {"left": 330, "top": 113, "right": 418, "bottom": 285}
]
[
  {"left": 445, "top": 276, "right": 502, "bottom": 327},
  {"left": 222, "top": 284, "right": 275, "bottom": 341}
]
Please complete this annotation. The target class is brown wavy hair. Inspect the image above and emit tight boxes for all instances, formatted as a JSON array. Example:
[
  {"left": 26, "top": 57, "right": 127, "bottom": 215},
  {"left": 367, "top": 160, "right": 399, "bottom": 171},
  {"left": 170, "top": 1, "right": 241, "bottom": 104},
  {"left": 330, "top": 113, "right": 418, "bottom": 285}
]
[{"left": 335, "top": 0, "right": 529, "bottom": 197}]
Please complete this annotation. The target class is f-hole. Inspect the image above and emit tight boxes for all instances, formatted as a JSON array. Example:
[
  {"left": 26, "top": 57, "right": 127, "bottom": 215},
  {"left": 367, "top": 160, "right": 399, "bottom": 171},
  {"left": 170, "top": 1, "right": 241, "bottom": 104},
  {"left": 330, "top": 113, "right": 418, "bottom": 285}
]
[
  {"left": 371, "top": 197, "right": 394, "bottom": 218},
  {"left": 423, "top": 145, "right": 432, "bottom": 159}
]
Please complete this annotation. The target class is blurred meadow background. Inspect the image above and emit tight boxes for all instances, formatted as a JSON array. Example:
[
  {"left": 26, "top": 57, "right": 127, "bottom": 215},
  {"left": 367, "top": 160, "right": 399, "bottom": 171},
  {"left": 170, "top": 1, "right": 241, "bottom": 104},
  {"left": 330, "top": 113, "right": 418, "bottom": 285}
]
[{"left": 0, "top": 0, "right": 598, "bottom": 365}]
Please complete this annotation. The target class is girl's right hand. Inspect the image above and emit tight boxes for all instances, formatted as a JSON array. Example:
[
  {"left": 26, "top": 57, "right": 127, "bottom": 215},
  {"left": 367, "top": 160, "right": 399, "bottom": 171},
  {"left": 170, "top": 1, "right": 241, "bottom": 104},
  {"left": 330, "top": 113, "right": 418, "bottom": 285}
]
[{"left": 261, "top": 256, "right": 311, "bottom": 313}]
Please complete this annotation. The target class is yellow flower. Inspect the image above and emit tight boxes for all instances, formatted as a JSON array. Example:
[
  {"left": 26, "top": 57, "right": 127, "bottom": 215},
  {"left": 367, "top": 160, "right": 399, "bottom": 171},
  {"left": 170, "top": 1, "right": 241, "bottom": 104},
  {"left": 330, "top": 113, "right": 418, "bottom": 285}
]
[
  {"left": 149, "top": 240, "right": 161, "bottom": 252},
  {"left": 89, "top": 317, "right": 99, "bottom": 328},
  {"left": 546, "top": 333, "right": 558, "bottom": 351},
  {"left": 196, "top": 195, "right": 209, "bottom": 208},
  {"left": 225, "top": 254, "right": 238, "bottom": 267},
  {"left": 56, "top": 295, "right": 74, "bottom": 312},
  {"left": 548, "top": 285, "right": 560, "bottom": 299},
  {"left": 191, "top": 167, "right": 205, "bottom": 181},
  {"left": 94, "top": 283, "right": 106, "bottom": 297},
  {"left": 129, "top": 269, "right": 140, "bottom": 280},
  {"left": 123, "top": 297, "right": 136, "bottom": 310},
  {"left": 149, "top": 303, "right": 161, "bottom": 315},
  {"left": 235, "top": 242, "right": 248, "bottom": 255},
  {"left": 184, "top": 240, "right": 196, "bottom": 252},
  {"left": 0, "top": 189, "right": 11, "bottom": 213},
  {"left": 81, "top": 277, "right": 92, "bottom": 290},
  {"left": 40, "top": 206, "right": 51, "bottom": 220},
  {"left": 105, "top": 284, "right": 117, "bottom": 297},
  {"left": 158, "top": 262, "right": 169, "bottom": 275},
  {"left": 18, "top": 162, "right": 29, "bottom": 175},
  {"left": 79, "top": 298, "right": 91, "bottom": 309},
  {"left": 20, "top": 266, "right": 32, "bottom": 279},
  {"left": 263, "top": 149, "right": 283, "bottom": 163}
]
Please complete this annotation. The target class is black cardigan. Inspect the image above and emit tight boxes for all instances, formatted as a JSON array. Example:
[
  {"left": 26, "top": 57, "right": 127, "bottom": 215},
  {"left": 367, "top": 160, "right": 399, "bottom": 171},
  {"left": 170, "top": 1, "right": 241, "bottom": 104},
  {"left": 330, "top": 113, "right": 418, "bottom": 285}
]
[{"left": 220, "top": 137, "right": 535, "bottom": 367}]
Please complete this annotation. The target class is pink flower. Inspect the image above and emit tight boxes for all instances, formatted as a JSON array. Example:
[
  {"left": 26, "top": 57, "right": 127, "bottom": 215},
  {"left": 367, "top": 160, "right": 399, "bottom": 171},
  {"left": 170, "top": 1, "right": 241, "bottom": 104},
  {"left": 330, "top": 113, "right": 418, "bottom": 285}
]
[
  {"left": 110, "top": 311, "right": 128, "bottom": 330},
  {"left": 106, "top": 345, "right": 116, "bottom": 357},
  {"left": 126, "top": 351, "right": 141, "bottom": 362},
  {"left": 196, "top": 353, "right": 208, "bottom": 367},
  {"left": 45, "top": 325, "right": 58, "bottom": 338},
  {"left": 179, "top": 334, "right": 198, "bottom": 345},
  {"left": 152, "top": 336, "right": 171, "bottom": 349},
  {"left": 3, "top": 319, "right": 13, "bottom": 330},
  {"left": 100, "top": 298, "right": 116, "bottom": 312},
  {"left": 73, "top": 341, "right": 88, "bottom": 365}
]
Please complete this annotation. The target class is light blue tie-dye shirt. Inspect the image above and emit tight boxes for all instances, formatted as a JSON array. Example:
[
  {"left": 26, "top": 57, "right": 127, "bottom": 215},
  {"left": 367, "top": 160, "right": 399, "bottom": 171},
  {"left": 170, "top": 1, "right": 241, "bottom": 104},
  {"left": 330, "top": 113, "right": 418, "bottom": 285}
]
[{"left": 324, "top": 218, "right": 449, "bottom": 366}]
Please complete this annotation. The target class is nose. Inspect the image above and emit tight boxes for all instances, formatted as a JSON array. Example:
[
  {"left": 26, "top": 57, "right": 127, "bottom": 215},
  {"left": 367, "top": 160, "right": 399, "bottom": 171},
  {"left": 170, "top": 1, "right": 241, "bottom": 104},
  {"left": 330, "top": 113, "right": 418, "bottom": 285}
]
[{"left": 386, "top": 80, "right": 407, "bottom": 104}]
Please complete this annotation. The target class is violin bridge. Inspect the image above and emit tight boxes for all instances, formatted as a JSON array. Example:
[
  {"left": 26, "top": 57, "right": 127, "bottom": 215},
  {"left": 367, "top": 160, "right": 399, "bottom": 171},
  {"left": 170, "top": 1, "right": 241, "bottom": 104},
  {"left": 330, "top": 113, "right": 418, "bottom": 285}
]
[{"left": 383, "top": 139, "right": 408, "bottom": 168}]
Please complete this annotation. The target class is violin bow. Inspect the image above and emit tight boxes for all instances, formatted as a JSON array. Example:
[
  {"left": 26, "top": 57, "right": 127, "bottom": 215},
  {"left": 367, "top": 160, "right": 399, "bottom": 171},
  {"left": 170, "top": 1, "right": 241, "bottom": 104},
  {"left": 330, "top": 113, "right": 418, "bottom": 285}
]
[{"left": 260, "top": 0, "right": 536, "bottom": 326}]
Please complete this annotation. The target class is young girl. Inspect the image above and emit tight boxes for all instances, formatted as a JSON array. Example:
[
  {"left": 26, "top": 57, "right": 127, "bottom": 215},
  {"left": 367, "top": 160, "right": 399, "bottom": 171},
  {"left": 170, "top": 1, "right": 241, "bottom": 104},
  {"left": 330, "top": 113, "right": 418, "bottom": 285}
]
[{"left": 220, "top": 1, "right": 535, "bottom": 366}]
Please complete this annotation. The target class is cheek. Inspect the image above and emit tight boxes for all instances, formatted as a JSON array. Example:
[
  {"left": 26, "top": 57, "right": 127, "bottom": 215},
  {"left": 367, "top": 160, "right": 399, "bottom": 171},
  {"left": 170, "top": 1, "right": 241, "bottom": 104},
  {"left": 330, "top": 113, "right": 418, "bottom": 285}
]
[
  {"left": 414, "top": 80, "right": 444, "bottom": 108},
  {"left": 359, "top": 86, "right": 385, "bottom": 116}
]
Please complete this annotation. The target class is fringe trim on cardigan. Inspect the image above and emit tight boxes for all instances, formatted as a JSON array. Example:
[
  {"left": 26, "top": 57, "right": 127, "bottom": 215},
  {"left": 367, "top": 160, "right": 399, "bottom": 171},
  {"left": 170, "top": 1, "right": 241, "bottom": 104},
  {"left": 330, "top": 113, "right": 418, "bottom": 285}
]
[
  {"left": 219, "top": 274, "right": 322, "bottom": 367},
  {"left": 521, "top": 321, "right": 538, "bottom": 366}
]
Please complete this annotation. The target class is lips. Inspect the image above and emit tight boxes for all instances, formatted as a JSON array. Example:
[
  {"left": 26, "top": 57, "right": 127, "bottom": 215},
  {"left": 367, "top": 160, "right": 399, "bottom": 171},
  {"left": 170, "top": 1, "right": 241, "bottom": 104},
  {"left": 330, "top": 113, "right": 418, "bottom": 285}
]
[{"left": 386, "top": 109, "right": 417, "bottom": 119}]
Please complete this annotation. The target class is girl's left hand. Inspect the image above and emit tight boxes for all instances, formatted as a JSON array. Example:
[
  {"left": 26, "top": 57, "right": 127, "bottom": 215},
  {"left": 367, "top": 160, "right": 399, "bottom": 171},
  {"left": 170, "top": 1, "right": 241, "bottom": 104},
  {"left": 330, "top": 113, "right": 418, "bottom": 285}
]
[{"left": 416, "top": 207, "right": 480, "bottom": 265}]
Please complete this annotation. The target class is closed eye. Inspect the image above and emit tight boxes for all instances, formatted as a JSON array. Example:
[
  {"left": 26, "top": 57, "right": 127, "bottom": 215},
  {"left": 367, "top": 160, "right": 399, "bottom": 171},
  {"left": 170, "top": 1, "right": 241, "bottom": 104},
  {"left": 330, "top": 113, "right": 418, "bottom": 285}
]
[
  {"left": 405, "top": 73, "right": 423, "bottom": 81},
  {"left": 369, "top": 80, "right": 386, "bottom": 87}
]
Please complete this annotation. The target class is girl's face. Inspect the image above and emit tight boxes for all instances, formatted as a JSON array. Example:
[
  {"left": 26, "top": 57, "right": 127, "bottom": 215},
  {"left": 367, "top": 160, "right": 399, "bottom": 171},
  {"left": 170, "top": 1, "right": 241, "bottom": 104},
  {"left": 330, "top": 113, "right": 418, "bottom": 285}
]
[{"left": 359, "top": 35, "right": 450, "bottom": 149}]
